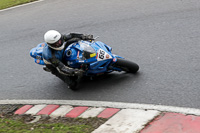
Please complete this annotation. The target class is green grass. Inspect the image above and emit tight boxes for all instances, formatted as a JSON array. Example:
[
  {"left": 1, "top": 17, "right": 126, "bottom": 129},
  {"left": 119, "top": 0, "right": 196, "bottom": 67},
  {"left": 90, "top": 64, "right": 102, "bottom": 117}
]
[
  {"left": 0, "top": 0, "right": 38, "bottom": 10},
  {"left": 0, "top": 118, "right": 92, "bottom": 133}
]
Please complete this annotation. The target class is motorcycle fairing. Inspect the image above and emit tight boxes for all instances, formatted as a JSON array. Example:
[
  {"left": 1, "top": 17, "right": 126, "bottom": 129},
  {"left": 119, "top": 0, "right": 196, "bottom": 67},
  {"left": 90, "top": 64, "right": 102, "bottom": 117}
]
[{"left": 64, "top": 41, "right": 116, "bottom": 75}]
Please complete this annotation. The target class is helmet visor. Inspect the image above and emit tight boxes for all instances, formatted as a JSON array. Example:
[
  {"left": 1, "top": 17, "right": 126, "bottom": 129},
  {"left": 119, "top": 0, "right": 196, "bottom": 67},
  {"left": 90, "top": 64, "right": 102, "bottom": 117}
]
[{"left": 48, "top": 39, "right": 62, "bottom": 48}]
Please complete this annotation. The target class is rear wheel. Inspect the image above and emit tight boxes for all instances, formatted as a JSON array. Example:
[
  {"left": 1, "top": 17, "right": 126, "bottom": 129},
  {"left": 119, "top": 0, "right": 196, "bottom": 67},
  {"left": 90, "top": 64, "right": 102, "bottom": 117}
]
[
  {"left": 114, "top": 58, "right": 139, "bottom": 73},
  {"left": 66, "top": 76, "right": 79, "bottom": 91}
]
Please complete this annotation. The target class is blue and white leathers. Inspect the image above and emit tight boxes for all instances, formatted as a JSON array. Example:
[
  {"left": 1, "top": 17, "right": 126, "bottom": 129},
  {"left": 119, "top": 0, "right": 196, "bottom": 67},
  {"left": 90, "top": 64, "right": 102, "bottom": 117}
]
[
  {"left": 42, "top": 44, "right": 64, "bottom": 64},
  {"left": 30, "top": 42, "right": 64, "bottom": 65},
  {"left": 30, "top": 43, "right": 46, "bottom": 65}
]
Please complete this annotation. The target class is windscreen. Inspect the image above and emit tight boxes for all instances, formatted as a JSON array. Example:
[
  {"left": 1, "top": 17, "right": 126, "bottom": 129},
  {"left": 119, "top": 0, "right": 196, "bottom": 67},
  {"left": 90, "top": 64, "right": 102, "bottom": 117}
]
[{"left": 79, "top": 42, "right": 96, "bottom": 59}]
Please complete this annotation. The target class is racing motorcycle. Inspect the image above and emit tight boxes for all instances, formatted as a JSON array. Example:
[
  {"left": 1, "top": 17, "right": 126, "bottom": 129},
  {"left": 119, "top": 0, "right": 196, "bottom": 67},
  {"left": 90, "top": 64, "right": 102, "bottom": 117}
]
[{"left": 30, "top": 39, "right": 139, "bottom": 90}]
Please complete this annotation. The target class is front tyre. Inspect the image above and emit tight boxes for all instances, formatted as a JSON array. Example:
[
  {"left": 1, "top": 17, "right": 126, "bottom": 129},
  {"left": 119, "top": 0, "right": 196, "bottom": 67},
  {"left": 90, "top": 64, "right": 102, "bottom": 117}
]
[{"left": 114, "top": 58, "right": 139, "bottom": 73}]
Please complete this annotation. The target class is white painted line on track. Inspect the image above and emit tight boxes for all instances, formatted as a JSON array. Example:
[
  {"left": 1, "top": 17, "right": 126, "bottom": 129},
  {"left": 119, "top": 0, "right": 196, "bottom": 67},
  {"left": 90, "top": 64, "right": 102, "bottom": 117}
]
[
  {"left": 92, "top": 109, "right": 160, "bottom": 133},
  {"left": 0, "top": 0, "right": 44, "bottom": 12},
  {"left": 1, "top": 100, "right": 200, "bottom": 116}
]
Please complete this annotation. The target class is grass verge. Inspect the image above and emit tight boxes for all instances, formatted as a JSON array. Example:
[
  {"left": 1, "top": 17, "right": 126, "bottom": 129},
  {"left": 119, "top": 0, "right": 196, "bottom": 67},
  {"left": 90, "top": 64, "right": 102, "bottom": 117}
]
[
  {"left": 0, "top": 0, "right": 38, "bottom": 10},
  {"left": 0, "top": 118, "right": 90, "bottom": 133},
  {"left": 0, "top": 105, "right": 107, "bottom": 133},
  {"left": 0, "top": 113, "right": 107, "bottom": 133}
]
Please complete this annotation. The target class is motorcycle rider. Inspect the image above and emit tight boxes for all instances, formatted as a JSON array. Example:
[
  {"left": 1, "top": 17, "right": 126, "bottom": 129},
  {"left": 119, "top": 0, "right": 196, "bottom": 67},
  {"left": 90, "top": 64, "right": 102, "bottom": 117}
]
[{"left": 42, "top": 30, "right": 93, "bottom": 88}]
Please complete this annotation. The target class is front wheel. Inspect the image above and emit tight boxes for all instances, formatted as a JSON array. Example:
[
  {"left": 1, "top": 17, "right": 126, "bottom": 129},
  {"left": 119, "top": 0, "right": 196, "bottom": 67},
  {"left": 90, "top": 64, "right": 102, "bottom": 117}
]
[{"left": 114, "top": 58, "right": 139, "bottom": 73}]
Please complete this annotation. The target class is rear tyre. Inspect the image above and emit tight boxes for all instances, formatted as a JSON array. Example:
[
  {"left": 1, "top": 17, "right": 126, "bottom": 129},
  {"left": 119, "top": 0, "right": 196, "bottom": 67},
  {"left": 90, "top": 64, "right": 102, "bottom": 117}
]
[
  {"left": 65, "top": 76, "right": 79, "bottom": 91},
  {"left": 68, "top": 80, "right": 78, "bottom": 90},
  {"left": 114, "top": 58, "right": 139, "bottom": 73}
]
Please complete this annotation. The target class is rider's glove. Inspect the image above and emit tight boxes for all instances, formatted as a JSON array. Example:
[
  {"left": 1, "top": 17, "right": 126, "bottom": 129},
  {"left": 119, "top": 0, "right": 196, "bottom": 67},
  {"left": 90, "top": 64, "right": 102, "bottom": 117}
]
[{"left": 82, "top": 34, "right": 94, "bottom": 40}]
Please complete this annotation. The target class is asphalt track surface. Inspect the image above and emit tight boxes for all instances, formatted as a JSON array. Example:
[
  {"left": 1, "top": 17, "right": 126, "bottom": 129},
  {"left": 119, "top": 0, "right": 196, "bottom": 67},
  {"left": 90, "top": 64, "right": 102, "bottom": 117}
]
[{"left": 0, "top": 0, "right": 200, "bottom": 109}]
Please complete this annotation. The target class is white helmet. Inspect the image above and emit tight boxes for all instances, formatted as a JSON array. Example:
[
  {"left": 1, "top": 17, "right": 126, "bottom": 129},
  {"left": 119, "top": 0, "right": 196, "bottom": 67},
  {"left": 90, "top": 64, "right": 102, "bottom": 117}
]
[{"left": 44, "top": 30, "right": 64, "bottom": 50}]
